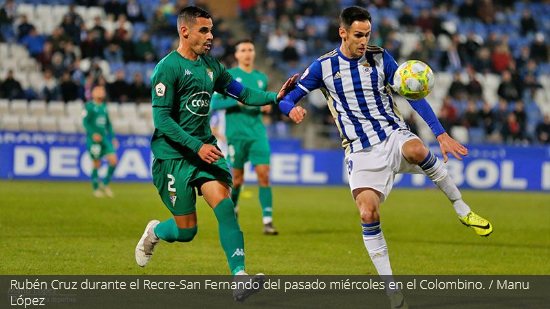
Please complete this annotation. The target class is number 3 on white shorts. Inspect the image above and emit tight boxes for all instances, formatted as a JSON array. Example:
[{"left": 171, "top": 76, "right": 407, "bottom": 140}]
[{"left": 167, "top": 174, "right": 176, "bottom": 192}]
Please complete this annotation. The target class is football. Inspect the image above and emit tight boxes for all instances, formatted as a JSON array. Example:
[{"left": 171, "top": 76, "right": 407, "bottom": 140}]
[{"left": 392, "top": 60, "right": 435, "bottom": 100}]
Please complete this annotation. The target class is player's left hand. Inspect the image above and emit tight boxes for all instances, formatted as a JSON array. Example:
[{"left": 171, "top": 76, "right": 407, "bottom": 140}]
[
  {"left": 437, "top": 133, "right": 468, "bottom": 162},
  {"left": 261, "top": 104, "right": 272, "bottom": 113},
  {"left": 276, "top": 74, "right": 299, "bottom": 101},
  {"left": 289, "top": 106, "right": 307, "bottom": 124},
  {"left": 112, "top": 138, "right": 119, "bottom": 150}
]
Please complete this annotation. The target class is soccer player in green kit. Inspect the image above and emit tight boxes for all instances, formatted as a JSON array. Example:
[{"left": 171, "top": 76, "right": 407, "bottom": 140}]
[
  {"left": 211, "top": 40, "right": 278, "bottom": 235},
  {"left": 82, "top": 85, "right": 118, "bottom": 198},
  {"left": 134, "top": 6, "right": 297, "bottom": 302}
]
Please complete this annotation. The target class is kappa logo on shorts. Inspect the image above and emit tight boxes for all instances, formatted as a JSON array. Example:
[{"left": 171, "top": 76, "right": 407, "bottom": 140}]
[
  {"left": 169, "top": 192, "right": 177, "bottom": 206},
  {"left": 155, "top": 83, "right": 166, "bottom": 97}
]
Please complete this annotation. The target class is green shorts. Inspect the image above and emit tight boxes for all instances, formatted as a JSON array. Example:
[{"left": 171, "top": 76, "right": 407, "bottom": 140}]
[
  {"left": 87, "top": 140, "right": 115, "bottom": 160},
  {"left": 227, "top": 138, "right": 271, "bottom": 169},
  {"left": 152, "top": 156, "right": 233, "bottom": 216}
]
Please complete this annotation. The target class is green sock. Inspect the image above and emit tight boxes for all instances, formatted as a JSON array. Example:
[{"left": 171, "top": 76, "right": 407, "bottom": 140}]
[
  {"left": 259, "top": 186, "right": 273, "bottom": 220},
  {"left": 154, "top": 218, "right": 197, "bottom": 243},
  {"left": 102, "top": 165, "right": 116, "bottom": 185},
  {"left": 231, "top": 186, "right": 241, "bottom": 208},
  {"left": 91, "top": 168, "right": 99, "bottom": 190},
  {"left": 213, "top": 198, "right": 245, "bottom": 275}
]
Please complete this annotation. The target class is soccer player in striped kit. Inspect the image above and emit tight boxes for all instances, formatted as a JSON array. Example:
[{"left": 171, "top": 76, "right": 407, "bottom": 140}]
[{"left": 278, "top": 6, "right": 493, "bottom": 309}]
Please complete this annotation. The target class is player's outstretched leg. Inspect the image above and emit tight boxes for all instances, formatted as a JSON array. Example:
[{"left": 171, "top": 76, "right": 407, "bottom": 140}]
[
  {"left": 404, "top": 141, "right": 493, "bottom": 236},
  {"left": 355, "top": 188, "right": 408, "bottom": 308}
]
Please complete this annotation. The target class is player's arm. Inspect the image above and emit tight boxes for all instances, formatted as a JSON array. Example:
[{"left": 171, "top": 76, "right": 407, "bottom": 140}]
[
  {"left": 278, "top": 60, "right": 324, "bottom": 123},
  {"left": 383, "top": 50, "right": 467, "bottom": 162},
  {"left": 151, "top": 66, "right": 204, "bottom": 154},
  {"left": 105, "top": 110, "right": 118, "bottom": 148},
  {"left": 214, "top": 61, "right": 298, "bottom": 107},
  {"left": 210, "top": 92, "right": 239, "bottom": 110}
]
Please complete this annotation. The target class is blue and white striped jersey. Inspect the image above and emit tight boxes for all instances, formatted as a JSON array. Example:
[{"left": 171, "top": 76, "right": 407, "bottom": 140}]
[{"left": 297, "top": 46, "right": 408, "bottom": 154}]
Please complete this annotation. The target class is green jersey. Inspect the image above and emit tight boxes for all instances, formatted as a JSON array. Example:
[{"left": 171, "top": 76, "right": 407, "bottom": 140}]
[
  {"left": 150, "top": 50, "right": 278, "bottom": 160},
  {"left": 211, "top": 67, "right": 269, "bottom": 140},
  {"left": 82, "top": 102, "right": 114, "bottom": 140}
]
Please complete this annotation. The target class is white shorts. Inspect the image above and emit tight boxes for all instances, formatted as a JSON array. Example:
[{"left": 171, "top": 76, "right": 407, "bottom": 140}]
[{"left": 345, "top": 129, "right": 423, "bottom": 202}]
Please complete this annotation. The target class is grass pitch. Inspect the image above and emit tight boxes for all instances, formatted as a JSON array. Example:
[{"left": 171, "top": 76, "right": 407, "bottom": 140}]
[{"left": 0, "top": 180, "right": 548, "bottom": 275}]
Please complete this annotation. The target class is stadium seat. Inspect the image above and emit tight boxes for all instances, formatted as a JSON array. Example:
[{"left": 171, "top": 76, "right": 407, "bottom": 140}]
[
  {"left": 28, "top": 100, "right": 47, "bottom": 117},
  {"left": 39, "top": 116, "right": 57, "bottom": 133},
  {"left": 10, "top": 100, "right": 28, "bottom": 117},
  {"left": 450, "top": 126, "right": 469, "bottom": 144},
  {"left": 58, "top": 117, "right": 77, "bottom": 134},
  {"left": 66, "top": 101, "right": 84, "bottom": 120},
  {"left": 137, "top": 104, "right": 152, "bottom": 121},
  {"left": 120, "top": 102, "right": 138, "bottom": 120},
  {"left": 112, "top": 118, "right": 131, "bottom": 135},
  {"left": 0, "top": 99, "right": 9, "bottom": 115},
  {"left": 47, "top": 101, "right": 66, "bottom": 118},
  {"left": 74, "top": 119, "right": 85, "bottom": 133},
  {"left": 1, "top": 115, "right": 20, "bottom": 131},
  {"left": 20, "top": 115, "right": 40, "bottom": 132},
  {"left": 107, "top": 103, "right": 120, "bottom": 120},
  {"left": 16, "top": 4, "right": 35, "bottom": 21},
  {"left": 131, "top": 119, "right": 151, "bottom": 135}
]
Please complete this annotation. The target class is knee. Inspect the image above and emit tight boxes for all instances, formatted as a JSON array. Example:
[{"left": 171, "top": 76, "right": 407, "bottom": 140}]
[
  {"left": 109, "top": 156, "right": 118, "bottom": 166},
  {"left": 233, "top": 174, "right": 244, "bottom": 188},
  {"left": 257, "top": 171, "right": 270, "bottom": 186},
  {"left": 405, "top": 144, "right": 429, "bottom": 164},
  {"left": 358, "top": 206, "right": 379, "bottom": 224},
  {"left": 175, "top": 226, "right": 198, "bottom": 242}
]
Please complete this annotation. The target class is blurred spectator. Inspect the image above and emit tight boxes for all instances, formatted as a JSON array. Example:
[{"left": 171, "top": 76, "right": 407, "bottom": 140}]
[
  {"left": 415, "top": 9, "right": 434, "bottom": 33},
  {"left": 491, "top": 44, "right": 511, "bottom": 73},
  {"left": 208, "top": 37, "right": 225, "bottom": 59},
  {"left": 60, "top": 15, "right": 80, "bottom": 44},
  {"left": 47, "top": 27, "right": 67, "bottom": 53},
  {"left": 0, "top": 0, "right": 15, "bottom": 28},
  {"left": 125, "top": 0, "right": 145, "bottom": 23},
  {"left": 65, "top": 5, "right": 84, "bottom": 29},
  {"left": 477, "top": 0, "right": 495, "bottom": 24},
  {"left": 535, "top": 115, "right": 550, "bottom": 144},
  {"left": 520, "top": 10, "right": 537, "bottom": 36},
  {"left": 383, "top": 31, "right": 401, "bottom": 58},
  {"left": 119, "top": 32, "right": 135, "bottom": 62},
  {"left": 278, "top": 14, "right": 294, "bottom": 34},
  {"left": 267, "top": 28, "right": 288, "bottom": 58},
  {"left": 134, "top": 33, "right": 156, "bottom": 62},
  {"left": 479, "top": 101, "right": 496, "bottom": 134},
  {"left": 326, "top": 17, "right": 341, "bottom": 44},
  {"left": 378, "top": 17, "right": 394, "bottom": 43},
  {"left": 282, "top": 37, "right": 300, "bottom": 64},
  {"left": 501, "top": 113, "right": 522, "bottom": 143},
  {"left": 462, "top": 100, "right": 480, "bottom": 128},
  {"left": 104, "top": 41, "right": 123, "bottom": 63},
  {"left": 439, "top": 96, "right": 458, "bottom": 133},
  {"left": 38, "top": 41, "right": 54, "bottom": 70},
  {"left": 522, "top": 74, "right": 543, "bottom": 101},
  {"left": 448, "top": 73, "right": 467, "bottom": 101},
  {"left": 0, "top": 70, "right": 24, "bottom": 99},
  {"left": 440, "top": 42, "right": 462, "bottom": 71},
  {"left": 90, "top": 16, "right": 107, "bottom": 44},
  {"left": 108, "top": 70, "right": 130, "bottom": 102},
  {"left": 42, "top": 70, "right": 59, "bottom": 102},
  {"left": 399, "top": 7, "right": 415, "bottom": 30},
  {"left": 151, "top": 9, "right": 170, "bottom": 35},
  {"left": 513, "top": 101, "right": 527, "bottom": 135},
  {"left": 493, "top": 99, "right": 509, "bottom": 129},
  {"left": 530, "top": 33, "right": 548, "bottom": 63},
  {"left": 484, "top": 32, "right": 499, "bottom": 53},
  {"left": 159, "top": 0, "right": 175, "bottom": 16},
  {"left": 81, "top": 31, "right": 104, "bottom": 59},
  {"left": 104, "top": 0, "right": 123, "bottom": 19},
  {"left": 60, "top": 72, "right": 79, "bottom": 103},
  {"left": 515, "top": 46, "right": 531, "bottom": 71},
  {"left": 114, "top": 14, "right": 133, "bottom": 41},
  {"left": 497, "top": 71, "right": 519, "bottom": 101},
  {"left": 466, "top": 66, "right": 483, "bottom": 100},
  {"left": 458, "top": 0, "right": 477, "bottom": 20},
  {"left": 21, "top": 28, "right": 45, "bottom": 58},
  {"left": 459, "top": 33, "right": 481, "bottom": 64},
  {"left": 17, "top": 15, "right": 34, "bottom": 41},
  {"left": 50, "top": 52, "right": 66, "bottom": 78},
  {"left": 128, "top": 72, "right": 151, "bottom": 103}
]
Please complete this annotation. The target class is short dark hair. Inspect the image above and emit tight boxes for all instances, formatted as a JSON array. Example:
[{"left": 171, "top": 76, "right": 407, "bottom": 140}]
[
  {"left": 234, "top": 39, "right": 254, "bottom": 52},
  {"left": 177, "top": 6, "right": 211, "bottom": 30},
  {"left": 340, "top": 6, "right": 371, "bottom": 29}
]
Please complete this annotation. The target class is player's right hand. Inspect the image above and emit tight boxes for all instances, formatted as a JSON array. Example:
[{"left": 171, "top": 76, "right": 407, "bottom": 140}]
[
  {"left": 289, "top": 106, "right": 307, "bottom": 124},
  {"left": 92, "top": 133, "right": 102, "bottom": 143},
  {"left": 198, "top": 144, "right": 224, "bottom": 164}
]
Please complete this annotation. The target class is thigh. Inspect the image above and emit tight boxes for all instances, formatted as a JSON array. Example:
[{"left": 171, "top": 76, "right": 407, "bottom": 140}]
[
  {"left": 249, "top": 137, "right": 271, "bottom": 166},
  {"left": 100, "top": 139, "right": 116, "bottom": 157},
  {"left": 227, "top": 139, "right": 249, "bottom": 169},
  {"left": 152, "top": 158, "right": 197, "bottom": 216},
  {"left": 393, "top": 130, "right": 425, "bottom": 174},
  {"left": 193, "top": 156, "right": 234, "bottom": 190}
]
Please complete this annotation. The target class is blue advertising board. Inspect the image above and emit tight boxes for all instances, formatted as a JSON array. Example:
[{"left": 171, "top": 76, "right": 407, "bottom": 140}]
[{"left": 0, "top": 131, "right": 549, "bottom": 191}]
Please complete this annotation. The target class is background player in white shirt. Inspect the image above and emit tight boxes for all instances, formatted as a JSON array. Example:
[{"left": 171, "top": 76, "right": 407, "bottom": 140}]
[{"left": 279, "top": 6, "right": 493, "bottom": 309}]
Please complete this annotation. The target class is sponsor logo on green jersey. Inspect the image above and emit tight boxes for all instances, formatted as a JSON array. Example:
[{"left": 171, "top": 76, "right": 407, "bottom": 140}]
[{"left": 185, "top": 92, "right": 211, "bottom": 116}]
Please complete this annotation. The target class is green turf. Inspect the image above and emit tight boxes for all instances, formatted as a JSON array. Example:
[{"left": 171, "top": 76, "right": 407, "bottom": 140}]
[{"left": 0, "top": 180, "right": 548, "bottom": 275}]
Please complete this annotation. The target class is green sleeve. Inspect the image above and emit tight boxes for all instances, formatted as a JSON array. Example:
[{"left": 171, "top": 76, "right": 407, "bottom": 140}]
[
  {"left": 82, "top": 105, "right": 94, "bottom": 137},
  {"left": 153, "top": 107, "right": 203, "bottom": 153},
  {"left": 151, "top": 62, "right": 204, "bottom": 153},
  {"left": 210, "top": 93, "right": 239, "bottom": 110},
  {"left": 213, "top": 59, "right": 277, "bottom": 107}
]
